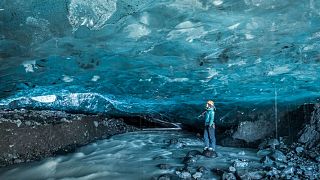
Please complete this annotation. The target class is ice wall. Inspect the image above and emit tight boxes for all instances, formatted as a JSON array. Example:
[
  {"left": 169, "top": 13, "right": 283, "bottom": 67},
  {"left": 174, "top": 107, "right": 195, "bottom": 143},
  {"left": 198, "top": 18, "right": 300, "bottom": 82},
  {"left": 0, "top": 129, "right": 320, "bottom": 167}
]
[{"left": 1, "top": 0, "right": 320, "bottom": 124}]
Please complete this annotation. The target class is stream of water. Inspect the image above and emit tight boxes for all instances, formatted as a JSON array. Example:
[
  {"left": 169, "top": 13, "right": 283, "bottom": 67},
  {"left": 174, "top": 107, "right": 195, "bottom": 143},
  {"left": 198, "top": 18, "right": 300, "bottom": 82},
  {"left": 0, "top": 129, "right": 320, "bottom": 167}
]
[{"left": 0, "top": 131, "right": 260, "bottom": 180}]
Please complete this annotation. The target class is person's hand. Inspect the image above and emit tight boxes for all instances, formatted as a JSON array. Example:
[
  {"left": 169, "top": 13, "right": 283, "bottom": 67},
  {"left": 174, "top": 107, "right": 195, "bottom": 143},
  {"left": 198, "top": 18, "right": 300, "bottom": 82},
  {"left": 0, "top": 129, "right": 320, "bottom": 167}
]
[{"left": 211, "top": 124, "right": 215, "bottom": 129}]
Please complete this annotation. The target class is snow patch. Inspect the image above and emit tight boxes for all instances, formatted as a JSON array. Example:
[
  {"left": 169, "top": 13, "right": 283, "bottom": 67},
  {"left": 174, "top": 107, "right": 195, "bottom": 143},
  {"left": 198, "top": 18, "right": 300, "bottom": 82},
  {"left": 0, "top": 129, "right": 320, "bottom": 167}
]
[
  {"left": 62, "top": 75, "right": 74, "bottom": 83},
  {"left": 245, "top": 33, "right": 255, "bottom": 40},
  {"left": 22, "top": 60, "right": 37, "bottom": 73},
  {"left": 91, "top": 75, "right": 100, "bottom": 82},
  {"left": 125, "top": 23, "right": 151, "bottom": 39},
  {"left": 31, "top": 95, "right": 57, "bottom": 103},
  {"left": 68, "top": 0, "right": 117, "bottom": 30}
]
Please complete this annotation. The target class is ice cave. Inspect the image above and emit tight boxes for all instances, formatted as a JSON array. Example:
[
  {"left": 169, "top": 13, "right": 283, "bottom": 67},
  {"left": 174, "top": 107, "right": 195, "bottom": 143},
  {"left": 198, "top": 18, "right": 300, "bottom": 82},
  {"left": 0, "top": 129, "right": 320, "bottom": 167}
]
[{"left": 0, "top": 0, "right": 320, "bottom": 179}]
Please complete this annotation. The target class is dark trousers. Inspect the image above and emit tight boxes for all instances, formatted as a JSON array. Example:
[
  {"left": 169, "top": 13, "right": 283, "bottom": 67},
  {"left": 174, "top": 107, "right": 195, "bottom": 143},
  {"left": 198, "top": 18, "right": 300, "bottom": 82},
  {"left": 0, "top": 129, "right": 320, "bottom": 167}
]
[{"left": 204, "top": 125, "right": 216, "bottom": 149}]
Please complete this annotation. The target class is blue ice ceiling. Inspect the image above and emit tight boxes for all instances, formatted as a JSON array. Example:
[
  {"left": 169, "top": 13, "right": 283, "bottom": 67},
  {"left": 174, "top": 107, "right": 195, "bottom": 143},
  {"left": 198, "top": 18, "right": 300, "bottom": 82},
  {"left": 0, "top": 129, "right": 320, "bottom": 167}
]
[{"left": 0, "top": 0, "right": 320, "bottom": 122}]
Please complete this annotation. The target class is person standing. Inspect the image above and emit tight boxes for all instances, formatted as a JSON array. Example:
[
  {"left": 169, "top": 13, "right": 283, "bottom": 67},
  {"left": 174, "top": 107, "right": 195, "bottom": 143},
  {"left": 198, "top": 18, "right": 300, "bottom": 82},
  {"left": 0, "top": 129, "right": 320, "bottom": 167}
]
[{"left": 200, "top": 100, "right": 216, "bottom": 151}]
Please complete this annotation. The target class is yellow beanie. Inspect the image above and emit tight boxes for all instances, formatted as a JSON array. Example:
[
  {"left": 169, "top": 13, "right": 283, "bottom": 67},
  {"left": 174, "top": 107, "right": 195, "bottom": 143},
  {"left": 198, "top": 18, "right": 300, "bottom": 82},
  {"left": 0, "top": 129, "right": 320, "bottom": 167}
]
[{"left": 207, "top": 100, "right": 214, "bottom": 106}]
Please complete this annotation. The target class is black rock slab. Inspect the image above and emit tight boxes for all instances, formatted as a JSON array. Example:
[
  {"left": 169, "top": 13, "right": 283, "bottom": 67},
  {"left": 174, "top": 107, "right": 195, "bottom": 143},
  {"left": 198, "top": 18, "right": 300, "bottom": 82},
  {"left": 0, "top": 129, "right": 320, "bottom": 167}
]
[{"left": 0, "top": 109, "right": 137, "bottom": 167}]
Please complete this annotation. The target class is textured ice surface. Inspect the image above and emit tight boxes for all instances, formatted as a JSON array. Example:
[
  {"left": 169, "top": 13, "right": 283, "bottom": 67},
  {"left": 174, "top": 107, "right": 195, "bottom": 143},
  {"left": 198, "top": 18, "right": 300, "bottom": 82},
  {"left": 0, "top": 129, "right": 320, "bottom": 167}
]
[
  {"left": 0, "top": 0, "right": 320, "bottom": 122},
  {"left": 0, "top": 131, "right": 260, "bottom": 180}
]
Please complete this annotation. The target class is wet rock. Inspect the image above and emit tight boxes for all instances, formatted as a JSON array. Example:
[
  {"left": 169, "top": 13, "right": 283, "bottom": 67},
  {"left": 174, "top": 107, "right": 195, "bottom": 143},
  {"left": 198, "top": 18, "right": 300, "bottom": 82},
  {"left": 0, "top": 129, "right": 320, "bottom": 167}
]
[
  {"left": 282, "top": 166, "right": 295, "bottom": 175},
  {"left": 197, "top": 166, "right": 208, "bottom": 173},
  {"left": 295, "top": 146, "right": 304, "bottom": 154},
  {"left": 183, "top": 156, "right": 198, "bottom": 164},
  {"left": 169, "top": 138, "right": 179, "bottom": 144},
  {"left": 267, "top": 139, "right": 280, "bottom": 149},
  {"left": 315, "top": 156, "right": 320, "bottom": 162},
  {"left": 228, "top": 166, "right": 236, "bottom": 173},
  {"left": 270, "top": 150, "right": 287, "bottom": 162},
  {"left": 202, "top": 149, "right": 217, "bottom": 158},
  {"left": 233, "top": 159, "right": 249, "bottom": 168},
  {"left": 222, "top": 172, "right": 236, "bottom": 180},
  {"left": 169, "top": 142, "right": 185, "bottom": 149},
  {"left": 186, "top": 150, "right": 202, "bottom": 157},
  {"left": 256, "top": 149, "right": 271, "bottom": 156},
  {"left": 192, "top": 172, "right": 202, "bottom": 179},
  {"left": 176, "top": 171, "right": 191, "bottom": 179}
]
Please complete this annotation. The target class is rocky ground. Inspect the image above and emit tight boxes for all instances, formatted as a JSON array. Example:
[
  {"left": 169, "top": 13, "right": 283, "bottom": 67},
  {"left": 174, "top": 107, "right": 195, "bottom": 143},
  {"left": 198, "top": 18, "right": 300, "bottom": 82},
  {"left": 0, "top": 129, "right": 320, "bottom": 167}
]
[
  {"left": 152, "top": 137, "right": 320, "bottom": 180},
  {"left": 0, "top": 109, "right": 137, "bottom": 167},
  {"left": 153, "top": 103, "right": 320, "bottom": 180}
]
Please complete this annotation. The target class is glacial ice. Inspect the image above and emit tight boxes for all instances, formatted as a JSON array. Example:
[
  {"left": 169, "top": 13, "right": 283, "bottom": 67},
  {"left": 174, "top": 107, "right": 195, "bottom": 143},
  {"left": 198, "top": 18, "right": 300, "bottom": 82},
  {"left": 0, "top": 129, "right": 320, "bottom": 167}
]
[{"left": 0, "top": 0, "right": 320, "bottom": 124}]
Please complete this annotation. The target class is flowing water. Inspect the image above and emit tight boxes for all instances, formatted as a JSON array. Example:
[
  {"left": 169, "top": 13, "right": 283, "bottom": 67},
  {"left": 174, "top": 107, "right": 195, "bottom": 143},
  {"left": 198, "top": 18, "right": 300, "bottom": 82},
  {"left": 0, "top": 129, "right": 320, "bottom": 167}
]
[{"left": 0, "top": 131, "right": 261, "bottom": 180}]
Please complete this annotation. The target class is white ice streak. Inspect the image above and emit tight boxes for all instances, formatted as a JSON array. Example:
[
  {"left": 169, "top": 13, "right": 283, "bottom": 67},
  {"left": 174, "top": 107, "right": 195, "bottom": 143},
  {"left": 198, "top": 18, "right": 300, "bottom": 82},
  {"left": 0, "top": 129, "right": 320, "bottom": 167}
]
[
  {"left": 228, "top": 22, "right": 240, "bottom": 30},
  {"left": 267, "top": 66, "right": 291, "bottom": 76},
  {"left": 159, "top": 75, "right": 189, "bottom": 82},
  {"left": 213, "top": 0, "right": 224, "bottom": 6},
  {"left": 31, "top": 95, "right": 57, "bottom": 103},
  {"left": 167, "top": 21, "right": 207, "bottom": 42}
]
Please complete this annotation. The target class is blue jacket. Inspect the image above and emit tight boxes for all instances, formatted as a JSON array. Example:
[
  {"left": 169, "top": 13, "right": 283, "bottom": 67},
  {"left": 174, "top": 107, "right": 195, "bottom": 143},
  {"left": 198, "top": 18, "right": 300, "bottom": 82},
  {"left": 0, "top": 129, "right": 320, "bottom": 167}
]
[{"left": 205, "top": 108, "right": 215, "bottom": 126}]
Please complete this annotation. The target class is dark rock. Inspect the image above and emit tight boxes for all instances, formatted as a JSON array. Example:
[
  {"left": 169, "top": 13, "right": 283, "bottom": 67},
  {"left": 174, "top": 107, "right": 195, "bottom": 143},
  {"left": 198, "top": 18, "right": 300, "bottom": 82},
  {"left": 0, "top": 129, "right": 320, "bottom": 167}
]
[
  {"left": 298, "top": 126, "right": 320, "bottom": 148},
  {"left": 232, "top": 119, "right": 275, "bottom": 143},
  {"left": 212, "top": 168, "right": 225, "bottom": 176},
  {"left": 202, "top": 149, "right": 217, "bottom": 158},
  {"left": 315, "top": 156, "right": 320, "bottom": 162},
  {"left": 222, "top": 172, "right": 236, "bottom": 180},
  {"left": 298, "top": 103, "right": 320, "bottom": 149},
  {"left": 186, "top": 150, "right": 202, "bottom": 157},
  {"left": 0, "top": 109, "right": 137, "bottom": 167},
  {"left": 183, "top": 156, "right": 198, "bottom": 164},
  {"left": 169, "top": 138, "right": 179, "bottom": 144}
]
